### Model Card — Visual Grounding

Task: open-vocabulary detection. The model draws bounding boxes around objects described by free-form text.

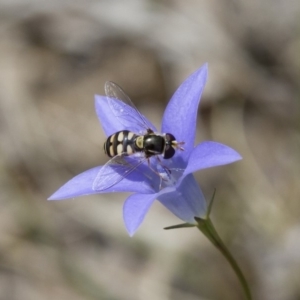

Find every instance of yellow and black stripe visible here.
[103,130,140,158]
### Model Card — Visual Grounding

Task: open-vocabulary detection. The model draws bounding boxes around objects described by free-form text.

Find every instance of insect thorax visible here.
[143,134,165,157]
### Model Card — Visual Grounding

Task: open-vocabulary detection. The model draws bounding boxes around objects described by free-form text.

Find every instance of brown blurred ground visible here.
[0,1,300,300]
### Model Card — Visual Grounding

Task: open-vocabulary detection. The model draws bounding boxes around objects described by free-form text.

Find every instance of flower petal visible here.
[162,64,208,161]
[48,166,155,200]
[183,141,242,177]
[123,193,157,236]
[158,174,207,223]
[95,95,156,137]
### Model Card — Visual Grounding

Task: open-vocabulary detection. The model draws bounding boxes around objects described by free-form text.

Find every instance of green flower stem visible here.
[195,191,252,300]
[195,217,251,300]
[164,191,252,300]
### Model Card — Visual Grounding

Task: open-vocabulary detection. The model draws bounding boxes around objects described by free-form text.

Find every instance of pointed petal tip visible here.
[199,62,208,78]
[47,191,70,201]
[202,68,208,85]
[47,191,59,201]
[124,218,138,237]
[229,148,243,162]
[123,193,157,238]
[127,228,136,237]
[190,63,208,86]
[202,62,208,71]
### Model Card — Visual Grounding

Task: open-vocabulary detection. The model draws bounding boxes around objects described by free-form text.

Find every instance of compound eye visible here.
[163,133,176,159]
[163,144,175,159]
[166,133,176,142]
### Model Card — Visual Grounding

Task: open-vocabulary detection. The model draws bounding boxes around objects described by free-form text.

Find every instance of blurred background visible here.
[0,0,299,299]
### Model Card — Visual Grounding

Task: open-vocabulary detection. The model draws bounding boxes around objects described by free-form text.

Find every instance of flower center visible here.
[155,163,184,190]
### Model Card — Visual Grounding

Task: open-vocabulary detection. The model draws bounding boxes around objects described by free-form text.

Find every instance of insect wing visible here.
[105,81,156,133]
[92,154,147,191]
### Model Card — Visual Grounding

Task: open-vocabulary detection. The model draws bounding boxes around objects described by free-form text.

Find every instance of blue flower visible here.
[48,64,242,236]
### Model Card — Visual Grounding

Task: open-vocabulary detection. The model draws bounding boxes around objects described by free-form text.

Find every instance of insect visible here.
[92,81,184,191]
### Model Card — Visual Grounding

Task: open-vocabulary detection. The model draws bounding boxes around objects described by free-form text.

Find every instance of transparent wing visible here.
[92,154,148,191]
[105,81,156,132]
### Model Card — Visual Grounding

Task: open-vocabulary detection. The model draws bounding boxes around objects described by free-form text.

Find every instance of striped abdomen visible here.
[103,130,141,158]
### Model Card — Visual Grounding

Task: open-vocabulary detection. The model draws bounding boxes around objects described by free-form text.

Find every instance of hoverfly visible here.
[92,81,184,191]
